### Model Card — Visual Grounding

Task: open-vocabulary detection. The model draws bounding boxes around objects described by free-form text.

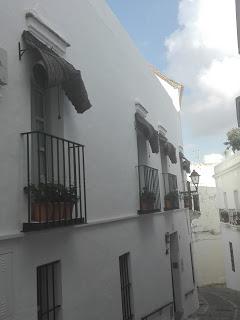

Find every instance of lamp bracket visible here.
[18,42,29,61]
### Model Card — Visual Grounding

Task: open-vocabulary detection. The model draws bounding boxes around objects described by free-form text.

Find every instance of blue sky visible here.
[107,0,179,71]
[106,0,239,163]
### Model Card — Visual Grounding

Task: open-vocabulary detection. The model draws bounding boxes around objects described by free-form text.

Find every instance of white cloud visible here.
[165,0,240,137]
[203,153,223,165]
[190,153,223,187]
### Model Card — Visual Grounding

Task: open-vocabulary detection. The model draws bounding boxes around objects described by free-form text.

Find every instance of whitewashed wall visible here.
[191,187,226,286]
[214,152,240,291]
[0,0,198,318]
[0,209,198,320]
[0,0,183,234]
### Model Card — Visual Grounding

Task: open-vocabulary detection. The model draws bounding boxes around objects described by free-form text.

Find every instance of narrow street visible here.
[190,287,240,319]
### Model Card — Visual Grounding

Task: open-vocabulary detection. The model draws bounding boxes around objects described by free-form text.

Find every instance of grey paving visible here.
[188,287,240,320]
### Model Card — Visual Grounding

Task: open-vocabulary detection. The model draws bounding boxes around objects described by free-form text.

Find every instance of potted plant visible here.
[164,191,179,211]
[183,194,191,209]
[24,183,78,222]
[220,210,229,223]
[140,187,156,210]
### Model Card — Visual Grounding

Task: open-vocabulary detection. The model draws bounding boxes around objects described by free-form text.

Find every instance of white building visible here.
[0,1,198,319]
[214,152,240,291]
[191,186,226,287]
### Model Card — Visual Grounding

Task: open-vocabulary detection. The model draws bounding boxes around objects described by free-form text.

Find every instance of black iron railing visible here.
[219,209,240,225]
[137,165,161,213]
[141,302,174,320]
[163,173,179,210]
[22,131,87,231]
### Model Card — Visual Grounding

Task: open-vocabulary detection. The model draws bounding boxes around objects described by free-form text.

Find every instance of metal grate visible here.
[22,131,87,231]
[229,242,235,272]
[119,253,133,320]
[163,173,179,210]
[189,243,195,285]
[137,165,161,214]
[37,261,61,320]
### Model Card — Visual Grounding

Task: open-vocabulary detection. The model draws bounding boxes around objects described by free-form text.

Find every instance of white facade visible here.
[191,186,225,287]
[0,1,198,319]
[214,152,240,291]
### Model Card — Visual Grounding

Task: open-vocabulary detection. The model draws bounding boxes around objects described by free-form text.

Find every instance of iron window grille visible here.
[22,131,87,231]
[137,165,161,214]
[37,260,61,320]
[189,243,195,285]
[119,253,134,320]
[163,173,179,210]
[229,242,235,272]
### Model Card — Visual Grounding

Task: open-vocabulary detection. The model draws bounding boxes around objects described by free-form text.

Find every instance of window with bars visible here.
[119,253,134,320]
[37,261,62,320]
[229,242,235,272]
[189,243,195,285]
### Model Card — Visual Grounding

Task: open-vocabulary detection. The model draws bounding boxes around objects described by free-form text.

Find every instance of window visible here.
[234,190,240,210]
[119,253,134,320]
[229,242,235,272]
[223,192,228,209]
[189,243,195,284]
[37,261,62,320]
[236,96,240,128]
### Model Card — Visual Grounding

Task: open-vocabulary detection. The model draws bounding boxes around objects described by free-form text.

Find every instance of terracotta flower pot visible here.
[31,202,74,222]
[164,199,172,210]
[141,199,155,210]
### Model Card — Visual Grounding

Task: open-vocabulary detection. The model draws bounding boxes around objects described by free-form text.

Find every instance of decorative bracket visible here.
[18,42,28,61]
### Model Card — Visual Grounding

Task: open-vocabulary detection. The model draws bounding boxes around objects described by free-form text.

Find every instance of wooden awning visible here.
[22,30,91,114]
[135,113,159,153]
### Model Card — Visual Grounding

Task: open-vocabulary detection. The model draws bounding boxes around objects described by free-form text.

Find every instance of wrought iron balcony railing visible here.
[137,165,161,214]
[22,131,87,231]
[163,173,179,211]
[219,209,240,225]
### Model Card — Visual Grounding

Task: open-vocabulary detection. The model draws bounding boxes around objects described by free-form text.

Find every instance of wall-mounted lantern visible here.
[189,170,200,192]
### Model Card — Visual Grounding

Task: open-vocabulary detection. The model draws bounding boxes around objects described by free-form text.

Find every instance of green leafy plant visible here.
[224,128,240,152]
[164,191,178,201]
[141,187,156,202]
[24,183,78,203]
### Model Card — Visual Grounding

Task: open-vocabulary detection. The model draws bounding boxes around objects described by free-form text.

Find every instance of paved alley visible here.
[189,287,240,319]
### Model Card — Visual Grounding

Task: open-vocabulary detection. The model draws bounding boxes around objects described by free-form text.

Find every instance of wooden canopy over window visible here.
[179,152,191,173]
[164,141,177,164]
[22,30,91,114]
[135,113,159,153]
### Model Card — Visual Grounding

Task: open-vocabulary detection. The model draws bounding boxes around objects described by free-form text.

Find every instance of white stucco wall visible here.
[0,0,184,234]
[214,152,240,291]
[191,187,226,287]
[0,210,198,320]
[0,0,198,318]
[221,224,240,291]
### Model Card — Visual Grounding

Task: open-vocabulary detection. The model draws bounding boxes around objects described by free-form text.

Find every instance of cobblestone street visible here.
[189,287,240,320]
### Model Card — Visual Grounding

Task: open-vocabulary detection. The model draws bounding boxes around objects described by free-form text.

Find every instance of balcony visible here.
[163,173,179,211]
[22,131,87,232]
[219,209,240,226]
[137,165,161,214]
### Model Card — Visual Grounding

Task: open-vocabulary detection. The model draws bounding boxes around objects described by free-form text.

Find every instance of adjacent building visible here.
[191,185,225,287]
[214,152,240,291]
[0,1,198,319]
[212,0,240,292]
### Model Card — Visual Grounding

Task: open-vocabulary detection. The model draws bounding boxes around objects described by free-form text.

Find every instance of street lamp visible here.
[189,170,200,192]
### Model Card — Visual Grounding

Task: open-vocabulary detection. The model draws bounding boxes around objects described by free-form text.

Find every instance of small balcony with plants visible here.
[163,173,179,211]
[22,131,87,232]
[137,165,161,214]
[219,209,240,229]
